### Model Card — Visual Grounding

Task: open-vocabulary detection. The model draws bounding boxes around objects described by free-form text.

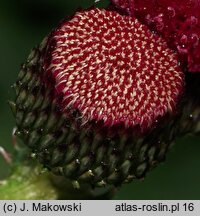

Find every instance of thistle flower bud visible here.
[11,8,184,187]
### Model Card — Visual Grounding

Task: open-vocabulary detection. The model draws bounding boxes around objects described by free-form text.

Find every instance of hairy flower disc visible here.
[43,8,184,131]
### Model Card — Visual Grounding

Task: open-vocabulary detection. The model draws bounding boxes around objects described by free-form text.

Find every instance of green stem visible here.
[0,149,116,200]
[0,164,59,200]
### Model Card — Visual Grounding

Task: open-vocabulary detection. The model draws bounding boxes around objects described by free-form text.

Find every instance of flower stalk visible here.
[0,146,115,200]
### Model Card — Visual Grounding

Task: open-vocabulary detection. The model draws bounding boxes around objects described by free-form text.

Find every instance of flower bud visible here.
[11,8,184,187]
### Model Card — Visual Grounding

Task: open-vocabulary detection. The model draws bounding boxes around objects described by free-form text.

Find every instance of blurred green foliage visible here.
[0,0,199,199]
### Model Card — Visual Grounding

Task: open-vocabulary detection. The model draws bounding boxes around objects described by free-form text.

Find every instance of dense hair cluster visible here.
[43,8,184,131]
